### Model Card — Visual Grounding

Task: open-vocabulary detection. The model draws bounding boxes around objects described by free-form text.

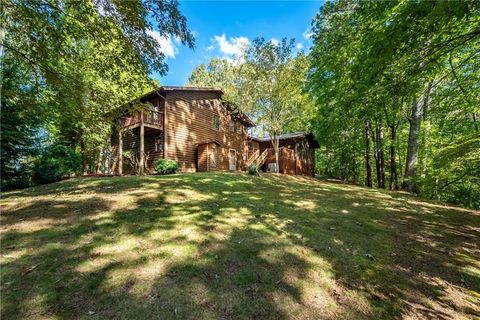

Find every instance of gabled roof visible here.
[138,86,223,101]
[250,132,320,148]
[136,86,255,127]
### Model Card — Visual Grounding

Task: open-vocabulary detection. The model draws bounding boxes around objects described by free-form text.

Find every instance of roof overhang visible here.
[249,132,320,148]
[139,86,224,102]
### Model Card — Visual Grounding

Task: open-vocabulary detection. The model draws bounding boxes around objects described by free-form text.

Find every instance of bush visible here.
[33,144,81,184]
[155,159,178,175]
[248,163,257,175]
[1,163,34,190]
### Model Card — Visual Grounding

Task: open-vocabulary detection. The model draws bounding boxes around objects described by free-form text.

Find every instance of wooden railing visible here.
[246,149,260,167]
[255,149,269,167]
[121,111,163,129]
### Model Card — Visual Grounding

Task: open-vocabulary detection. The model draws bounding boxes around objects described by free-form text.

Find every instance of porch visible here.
[246,146,313,176]
[118,110,164,175]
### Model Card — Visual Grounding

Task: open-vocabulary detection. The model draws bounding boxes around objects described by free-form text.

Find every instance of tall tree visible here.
[241,38,310,172]
[2,0,195,174]
[307,0,480,208]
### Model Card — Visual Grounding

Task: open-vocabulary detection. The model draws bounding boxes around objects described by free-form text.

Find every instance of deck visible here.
[121,110,163,131]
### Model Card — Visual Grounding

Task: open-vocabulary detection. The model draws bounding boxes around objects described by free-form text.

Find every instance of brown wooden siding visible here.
[165,91,248,172]
[257,137,316,177]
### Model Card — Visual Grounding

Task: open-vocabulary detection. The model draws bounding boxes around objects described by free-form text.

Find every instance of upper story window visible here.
[229,120,235,132]
[236,122,243,134]
[213,115,220,131]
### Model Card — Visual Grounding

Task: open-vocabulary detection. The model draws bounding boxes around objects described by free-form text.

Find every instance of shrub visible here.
[155,159,178,175]
[33,144,81,184]
[248,163,257,175]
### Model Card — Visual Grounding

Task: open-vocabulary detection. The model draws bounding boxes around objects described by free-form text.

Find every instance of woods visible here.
[307,1,480,208]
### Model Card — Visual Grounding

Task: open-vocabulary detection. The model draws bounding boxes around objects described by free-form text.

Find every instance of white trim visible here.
[228,148,237,171]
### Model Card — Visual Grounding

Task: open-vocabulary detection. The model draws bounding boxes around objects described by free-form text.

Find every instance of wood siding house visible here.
[111,86,318,176]
[111,86,254,175]
[248,133,319,177]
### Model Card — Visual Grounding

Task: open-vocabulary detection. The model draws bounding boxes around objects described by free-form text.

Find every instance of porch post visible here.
[118,130,123,176]
[140,122,145,175]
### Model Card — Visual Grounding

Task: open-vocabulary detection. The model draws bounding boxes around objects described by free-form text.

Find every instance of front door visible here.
[229,149,236,171]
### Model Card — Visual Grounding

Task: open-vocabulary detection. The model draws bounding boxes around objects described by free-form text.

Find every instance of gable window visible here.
[155,136,163,152]
[213,115,220,130]
[229,120,235,132]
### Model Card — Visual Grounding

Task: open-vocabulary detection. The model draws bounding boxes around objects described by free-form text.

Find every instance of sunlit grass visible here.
[1,173,479,319]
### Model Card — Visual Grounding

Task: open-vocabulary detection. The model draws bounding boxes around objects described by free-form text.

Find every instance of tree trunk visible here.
[96,149,103,174]
[139,123,145,175]
[80,139,88,175]
[373,123,385,189]
[421,97,430,178]
[352,142,357,183]
[403,81,432,193]
[378,125,385,189]
[403,98,422,193]
[272,134,280,173]
[364,122,372,187]
[389,124,398,190]
[325,145,330,176]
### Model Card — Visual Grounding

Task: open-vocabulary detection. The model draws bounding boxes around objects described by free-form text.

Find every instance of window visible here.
[236,122,243,134]
[213,115,220,130]
[229,120,235,132]
[155,136,163,152]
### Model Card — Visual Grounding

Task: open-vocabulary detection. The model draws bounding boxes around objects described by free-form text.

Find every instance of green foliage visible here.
[248,163,257,175]
[2,0,195,178]
[307,0,480,208]
[155,159,178,175]
[0,54,47,190]
[32,144,81,184]
[187,58,240,105]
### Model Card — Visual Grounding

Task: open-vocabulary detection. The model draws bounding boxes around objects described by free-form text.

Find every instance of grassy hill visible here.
[1,173,479,319]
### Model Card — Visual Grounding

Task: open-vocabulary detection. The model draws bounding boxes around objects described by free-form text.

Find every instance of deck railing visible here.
[121,111,163,129]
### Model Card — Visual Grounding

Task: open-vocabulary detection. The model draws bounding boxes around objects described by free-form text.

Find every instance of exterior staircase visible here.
[245,149,270,174]
[246,149,259,167]
[255,149,269,168]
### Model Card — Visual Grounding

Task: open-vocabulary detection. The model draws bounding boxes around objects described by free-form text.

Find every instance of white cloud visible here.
[213,33,250,57]
[147,30,178,59]
[270,38,279,46]
[173,35,182,45]
[205,45,215,51]
[302,28,314,40]
[295,43,304,50]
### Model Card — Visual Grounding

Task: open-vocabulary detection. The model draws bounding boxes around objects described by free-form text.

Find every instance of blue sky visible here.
[152,1,323,85]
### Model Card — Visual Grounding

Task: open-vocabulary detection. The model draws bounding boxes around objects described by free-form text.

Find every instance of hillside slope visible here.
[1,173,479,319]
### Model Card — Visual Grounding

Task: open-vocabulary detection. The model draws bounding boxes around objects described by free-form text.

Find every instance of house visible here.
[248,133,319,177]
[110,86,318,176]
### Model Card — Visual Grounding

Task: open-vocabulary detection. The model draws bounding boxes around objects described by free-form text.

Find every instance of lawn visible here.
[1,173,479,319]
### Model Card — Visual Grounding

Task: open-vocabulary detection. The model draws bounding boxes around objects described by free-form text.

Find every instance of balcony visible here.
[121,111,163,130]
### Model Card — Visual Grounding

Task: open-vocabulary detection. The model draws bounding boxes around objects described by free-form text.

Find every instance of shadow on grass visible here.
[1,173,479,319]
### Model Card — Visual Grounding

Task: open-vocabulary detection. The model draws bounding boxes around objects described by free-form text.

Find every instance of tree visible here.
[0,54,47,189]
[2,0,195,175]
[241,38,310,172]
[307,0,480,208]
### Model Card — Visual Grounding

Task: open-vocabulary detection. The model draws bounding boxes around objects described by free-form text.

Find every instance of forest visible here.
[1,0,479,209]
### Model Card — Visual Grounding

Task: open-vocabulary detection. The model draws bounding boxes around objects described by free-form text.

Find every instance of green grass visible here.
[1,173,479,319]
